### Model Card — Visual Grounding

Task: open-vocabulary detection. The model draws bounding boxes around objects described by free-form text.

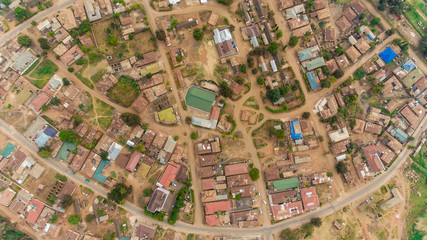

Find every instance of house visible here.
[69,146,90,171]
[205,200,231,215]
[316,8,330,20]
[383,76,403,95]
[175,19,198,30]
[271,201,303,221]
[208,13,219,26]
[400,105,422,127]
[73,3,87,24]
[328,127,350,142]
[324,28,335,42]
[11,48,38,75]
[364,122,382,135]
[226,174,252,187]
[213,28,239,58]
[362,144,385,173]
[29,92,51,114]
[343,7,357,22]
[273,177,299,191]
[279,0,294,10]
[336,16,351,32]
[135,224,156,239]
[0,188,16,206]
[306,71,320,91]
[302,57,325,71]
[84,0,101,22]
[380,188,403,211]
[379,47,397,64]
[225,163,248,176]
[297,46,320,62]
[157,162,181,189]
[288,17,309,30]
[134,51,160,68]
[350,1,366,15]
[335,55,350,69]
[292,25,312,37]
[60,45,84,66]
[300,187,320,211]
[146,188,169,213]
[78,35,94,47]
[125,151,142,172]
[353,119,366,134]
[345,46,361,63]
[80,152,101,178]
[25,199,44,224]
[355,38,370,54]
[331,141,348,154]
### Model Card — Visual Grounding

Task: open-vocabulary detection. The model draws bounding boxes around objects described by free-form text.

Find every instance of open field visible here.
[405,3,426,37]
[29,60,58,88]
[92,19,156,61]
[95,99,115,116]
[107,76,140,107]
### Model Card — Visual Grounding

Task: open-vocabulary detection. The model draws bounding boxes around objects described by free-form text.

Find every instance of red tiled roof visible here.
[205,214,220,225]
[158,162,181,189]
[224,163,248,176]
[125,151,142,172]
[210,106,220,121]
[201,178,215,190]
[362,144,384,173]
[31,92,50,112]
[300,187,320,210]
[25,199,44,224]
[205,200,231,215]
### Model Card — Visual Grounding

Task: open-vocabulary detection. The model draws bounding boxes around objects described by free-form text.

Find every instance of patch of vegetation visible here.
[67,215,81,225]
[108,183,132,204]
[90,68,107,84]
[55,173,68,182]
[120,112,141,127]
[107,76,140,107]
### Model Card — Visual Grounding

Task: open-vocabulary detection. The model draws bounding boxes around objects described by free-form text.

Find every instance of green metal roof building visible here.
[1,142,15,158]
[185,86,216,113]
[56,142,77,161]
[273,177,300,190]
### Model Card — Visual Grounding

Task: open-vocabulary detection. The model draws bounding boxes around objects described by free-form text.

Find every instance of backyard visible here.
[29,60,58,88]
[107,76,140,107]
[92,19,156,61]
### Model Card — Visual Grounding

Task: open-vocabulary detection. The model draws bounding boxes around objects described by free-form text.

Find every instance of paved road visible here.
[1,113,425,237]
[0,0,77,46]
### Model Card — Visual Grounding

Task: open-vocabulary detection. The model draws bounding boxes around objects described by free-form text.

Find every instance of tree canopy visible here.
[249,168,260,181]
[289,36,299,47]
[336,161,348,174]
[193,28,204,41]
[60,195,73,209]
[17,35,32,47]
[59,130,80,145]
[15,7,31,21]
[156,29,166,41]
[38,38,50,50]
[268,41,280,54]
[108,183,133,204]
[120,112,141,127]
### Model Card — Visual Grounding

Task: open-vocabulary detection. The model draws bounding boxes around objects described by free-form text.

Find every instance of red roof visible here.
[205,214,220,225]
[158,162,181,189]
[205,200,231,215]
[201,178,215,190]
[362,145,385,173]
[224,163,248,176]
[31,92,50,112]
[125,151,142,172]
[25,199,44,224]
[210,106,220,121]
[271,201,303,221]
[300,187,320,210]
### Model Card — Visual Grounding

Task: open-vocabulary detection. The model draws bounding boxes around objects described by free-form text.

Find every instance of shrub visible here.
[143,188,153,197]
[108,183,132,204]
[60,195,73,209]
[257,77,265,85]
[190,132,197,140]
[302,112,311,119]
[38,38,50,50]
[193,28,204,41]
[120,112,141,127]
[249,168,260,181]
[336,161,347,174]
[18,35,32,47]
[289,36,298,47]
[68,67,74,73]
[67,215,81,225]
[85,214,95,223]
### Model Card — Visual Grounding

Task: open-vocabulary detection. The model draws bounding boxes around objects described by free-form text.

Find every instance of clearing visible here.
[107,76,140,107]
[29,60,58,88]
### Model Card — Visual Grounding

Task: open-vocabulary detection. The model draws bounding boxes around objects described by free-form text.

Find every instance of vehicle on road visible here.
[85,179,90,182]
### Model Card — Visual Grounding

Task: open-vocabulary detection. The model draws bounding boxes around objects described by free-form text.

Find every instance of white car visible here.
[413,57,417,62]
[259,209,263,214]
[263,200,267,205]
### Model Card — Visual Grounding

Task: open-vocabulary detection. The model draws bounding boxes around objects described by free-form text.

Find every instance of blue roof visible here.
[1,142,15,158]
[402,59,416,72]
[367,33,374,40]
[306,72,320,90]
[290,121,303,140]
[43,126,57,138]
[379,47,397,64]
[93,160,109,183]
[390,128,408,143]
[35,132,50,147]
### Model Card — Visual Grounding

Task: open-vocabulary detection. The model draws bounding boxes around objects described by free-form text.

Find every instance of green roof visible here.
[56,142,77,161]
[273,177,299,190]
[401,68,423,88]
[1,143,15,158]
[185,86,216,113]
[302,57,325,71]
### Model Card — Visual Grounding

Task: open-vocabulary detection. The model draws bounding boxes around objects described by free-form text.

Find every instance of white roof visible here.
[169,0,180,4]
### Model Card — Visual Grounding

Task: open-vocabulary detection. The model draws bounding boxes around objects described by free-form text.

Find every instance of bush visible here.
[18,35,32,47]
[143,188,153,197]
[257,77,265,85]
[334,69,344,79]
[156,29,166,41]
[289,36,298,47]
[193,28,204,41]
[38,146,52,158]
[38,38,50,50]
[60,195,73,209]
[302,112,311,119]
[280,228,297,240]
[249,168,260,181]
[59,130,80,144]
[268,41,280,54]
[218,0,233,6]
[85,214,95,223]
[240,64,247,74]
[353,68,365,80]
[320,80,331,88]
[120,112,141,127]
[108,183,132,204]
[336,161,347,174]
[63,78,70,86]
[190,132,197,140]
[247,56,254,68]
[68,67,74,73]
[67,215,81,225]
[310,217,322,227]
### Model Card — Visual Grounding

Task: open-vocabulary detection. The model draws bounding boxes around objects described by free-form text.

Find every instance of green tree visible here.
[353,68,365,80]
[268,41,280,54]
[107,34,119,46]
[257,77,265,85]
[370,17,381,26]
[336,161,347,174]
[218,0,233,6]
[100,151,109,161]
[289,36,298,47]
[334,46,345,56]
[219,81,232,98]
[15,7,31,21]
[280,228,297,240]
[49,214,58,223]
[50,96,61,106]
[2,0,12,6]
[60,195,73,209]
[276,129,285,139]
[193,28,204,41]
[266,89,281,102]
[17,35,32,47]
[120,112,141,126]
[38,146,52,158]
[321,80,331,88]
[190,132,197,140]
[240,64,247,73]
[107,183,133,204]
[38,38,50,50]
[155,29,166,41]
[247,56,254,68]
[67,215,81,225]
[334,69,344,79]
[171,18,178,28]
[134,143,144,152]
[85,214,95,223]
[63,78,70,86]
[310,217,322,227]
[302,112,311,119]
[143,188,153,197]
[68,67,74,72]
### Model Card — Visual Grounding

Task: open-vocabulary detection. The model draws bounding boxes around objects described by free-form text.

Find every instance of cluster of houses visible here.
[195,138,262,227]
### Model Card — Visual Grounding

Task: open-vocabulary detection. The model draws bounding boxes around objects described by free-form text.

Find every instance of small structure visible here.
[379,47,397,64]
[213,28,239,58]
[185,86,216,113]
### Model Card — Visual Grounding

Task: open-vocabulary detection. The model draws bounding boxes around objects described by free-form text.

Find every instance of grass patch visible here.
[90,68,107,84]
[29,60,58,88]
[158,107,176,122]
[76,73,94,89]
[107,76,140,107]
[95,99,114,116]
[98,117,114,130]
[243,96,260,110]
[405,3,426,37]
[252,119,283,137]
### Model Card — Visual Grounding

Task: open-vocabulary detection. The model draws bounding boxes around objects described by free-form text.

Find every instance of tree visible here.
[218,0,233,6]
[336,161,347,174]
[107,34,118,46]
[49,214,58,223]
[249,168,260,181]
[155,29,166,41]
[280,228,297,240]
[302,112,311,119]
[247,56,254,68]
[50,96,61,106]
[306,1,314,10]
[15,7,31,21]
[193,28,204,41]
[60,195,73,209]
[257,77,265,85]
[359,13,366,20]
[100,151,109,161]
[219,81,232,98]
[266,89,281,102]
[334,69,344,79]
[268,41,280,54]
[276,129,285,139]
[334,46,345,56]
[85,214,95,223]
[190,132,197,140]
[17,35,32,47]
[288,36,299,48]
[370,17,381,26]
[310,217,322,227]
[120,112,141,126]
[321,80,331,88]
[67,215,81,225]
[38,146,52,158]
[134,143,144,152]
[78,20,92,34]
[63,78,70,86]
[108,183,133,204]
[59,130,80,144]
[240,64,247,74]
[68,67,74,73]
[171,18,178,28]
[353,68,365,80]
[2,0,12,6]
[143,188,153,197]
